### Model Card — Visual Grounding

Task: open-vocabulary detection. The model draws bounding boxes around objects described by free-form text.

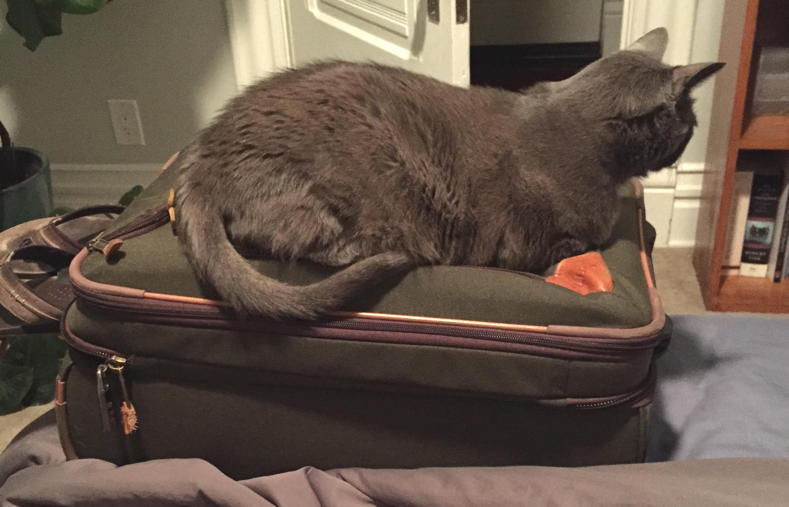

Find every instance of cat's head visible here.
[547,28,724,181]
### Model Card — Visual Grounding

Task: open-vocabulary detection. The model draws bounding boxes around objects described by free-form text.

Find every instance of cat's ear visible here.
[673,62,726,90]
[626,27,668,60]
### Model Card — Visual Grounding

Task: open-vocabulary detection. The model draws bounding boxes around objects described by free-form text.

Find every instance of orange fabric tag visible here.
[545,252,614,295]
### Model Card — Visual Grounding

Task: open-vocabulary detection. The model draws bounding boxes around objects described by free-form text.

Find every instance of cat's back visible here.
[212,61,505,140]
[220,62,451,119]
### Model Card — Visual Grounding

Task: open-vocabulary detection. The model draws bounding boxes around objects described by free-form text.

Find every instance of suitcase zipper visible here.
[93,354,138,435]
[572,367,656,410]
[72,285,662,355]
[61,315,653,434]
[64,322,655,440]
[107,355,139,435]
[95,364,114,432]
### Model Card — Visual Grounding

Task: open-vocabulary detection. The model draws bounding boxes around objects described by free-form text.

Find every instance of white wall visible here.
[0,0,238,208]
[470,0,602,46]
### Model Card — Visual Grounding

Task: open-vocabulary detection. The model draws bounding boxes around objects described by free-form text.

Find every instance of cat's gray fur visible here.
[175,28,723,320]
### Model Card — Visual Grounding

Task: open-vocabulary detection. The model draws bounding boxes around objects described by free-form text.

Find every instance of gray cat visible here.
[175,27,723,320]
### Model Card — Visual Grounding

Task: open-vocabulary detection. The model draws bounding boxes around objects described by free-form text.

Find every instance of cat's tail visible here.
[177,198,413,320]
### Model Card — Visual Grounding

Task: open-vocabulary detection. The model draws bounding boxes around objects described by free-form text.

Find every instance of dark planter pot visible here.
[0,147,53,230]
[0,146,60,415]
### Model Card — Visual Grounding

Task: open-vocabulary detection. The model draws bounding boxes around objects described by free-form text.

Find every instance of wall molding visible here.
[674,162,708,199]
[642,162,713,247]
[225,0,292,89]
[641,166,677,188]
[51,164,161,210]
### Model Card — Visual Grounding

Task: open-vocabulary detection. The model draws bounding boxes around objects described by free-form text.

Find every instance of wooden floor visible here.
[652,248,708,315]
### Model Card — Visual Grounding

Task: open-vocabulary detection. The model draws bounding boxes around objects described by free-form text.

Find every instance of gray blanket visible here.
[2,314,789,505]
[648,314,789,461]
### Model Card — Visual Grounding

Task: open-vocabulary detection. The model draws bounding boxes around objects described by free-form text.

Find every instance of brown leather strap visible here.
[33,204,126,255]
[3,205,124,279]
[0,246,73,328]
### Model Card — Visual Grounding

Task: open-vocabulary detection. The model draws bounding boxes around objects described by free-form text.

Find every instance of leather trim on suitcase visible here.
[67,177,662,340]
[55,365,79,461]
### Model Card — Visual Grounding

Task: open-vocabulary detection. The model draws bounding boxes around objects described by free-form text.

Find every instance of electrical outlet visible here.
[108,99,145,145]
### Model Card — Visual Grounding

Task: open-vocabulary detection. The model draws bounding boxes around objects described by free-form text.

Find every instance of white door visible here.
[285,0,470,87]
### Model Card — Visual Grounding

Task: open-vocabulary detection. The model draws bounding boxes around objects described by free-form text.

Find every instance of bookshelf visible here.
[693,0,789,313]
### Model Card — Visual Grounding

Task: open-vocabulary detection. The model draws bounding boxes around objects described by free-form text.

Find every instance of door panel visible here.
[286,0,469,86]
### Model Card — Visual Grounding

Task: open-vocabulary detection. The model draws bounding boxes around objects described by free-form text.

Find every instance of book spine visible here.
[740,172,783,277]
[784,231,789,280]
[773,201,789,282]
[722,171,754,271]
[767,172,789,280]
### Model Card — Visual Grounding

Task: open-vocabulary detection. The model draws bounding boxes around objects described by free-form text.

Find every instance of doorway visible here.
[469,0,623,91]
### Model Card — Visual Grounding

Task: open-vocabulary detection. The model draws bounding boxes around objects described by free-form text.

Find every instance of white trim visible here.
[303,0,412,60]
[622,0,707,248]
[620,0,648,48]
[51,164,161,210]
[643,187,675,248]
[640,166,677,188]
[674,162,708,199]
[643,163,714,247]
[676,161,707,173]
[620,0,697,65]
[667,199,702,247]
[225,0,292,90]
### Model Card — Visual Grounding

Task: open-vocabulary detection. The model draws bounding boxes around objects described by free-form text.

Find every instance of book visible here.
[722,171,754,275]
[740,172,783,277]
[767,170,789,281]
[784,227,789,280]
[773,197,789,281]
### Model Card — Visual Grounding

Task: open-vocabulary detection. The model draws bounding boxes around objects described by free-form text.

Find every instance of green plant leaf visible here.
[0,343,35,415]
[0,333,66,414]
[6,0,63,51]
[20,333,65,406]
[119,185,144,206]
[50,206,74,216]
[38,0,109,15]
[62,0,107,14]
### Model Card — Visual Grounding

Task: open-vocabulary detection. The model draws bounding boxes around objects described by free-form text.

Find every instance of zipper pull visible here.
[168,189,178,236]
[95,364,115,432]
[107,356,138,435]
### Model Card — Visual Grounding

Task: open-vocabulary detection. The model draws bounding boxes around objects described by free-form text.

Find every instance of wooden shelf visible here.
[694,0,789,314]
[739,115,789,150]
[714,275,789,312]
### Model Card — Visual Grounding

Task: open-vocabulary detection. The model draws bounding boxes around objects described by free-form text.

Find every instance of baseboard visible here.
[642,162,712,248]
[51,163,162,210]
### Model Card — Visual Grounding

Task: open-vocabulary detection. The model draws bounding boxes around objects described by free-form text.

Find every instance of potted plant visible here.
[5,0,111,51]
[2,0,113,225]
[0,120,53,229]
[0,1,119,416]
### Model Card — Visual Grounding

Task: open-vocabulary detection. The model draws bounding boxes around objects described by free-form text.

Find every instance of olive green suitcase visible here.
[56,154,670,480]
